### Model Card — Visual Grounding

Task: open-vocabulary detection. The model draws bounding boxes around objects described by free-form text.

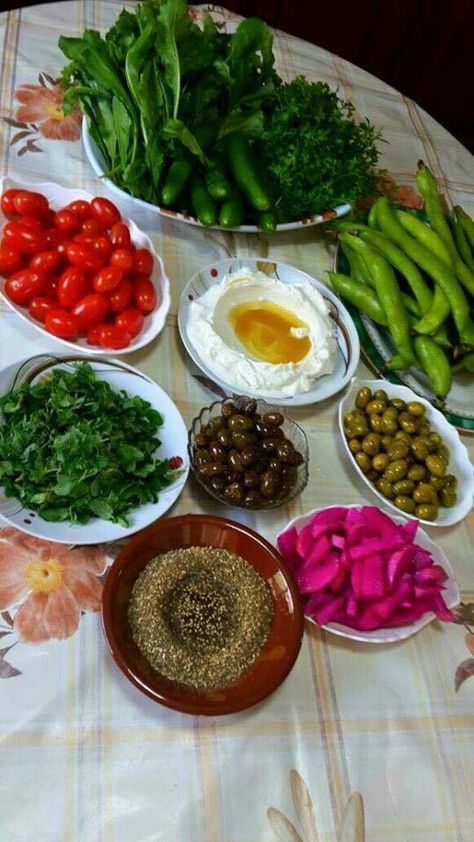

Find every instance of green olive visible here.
[381,435,395,452]
[440,489,457,508]
[443,474,458,490]
[408,464,427,482]
[367,469,379,482]
[394,495,416,514]
[344,426,357,440]
[352,421,370,437]
[429,432,442,448]
[374,389,388,402]
[355,452,372,473]
[384,459,408,483]
[366,399,387,415]
[382,415,399,434]
[426,454,447,478]
[369,414,384,433]
[383,406,399,419]
[429,475,445,491]
[393,479,415,495]
[362,433,381,456]
[410,438,429,462]
[372,453,390,472]
[355,387,372,409]
[415,503,439,521]
[407,401,425,417]
[376,477,395,499]
[413,482,436,504]
[399,412,418,434]
[389,442,409,461]
[436,444,450,461]
[348,438,362,454]
[390,398,406,411]
[395,430,412,444]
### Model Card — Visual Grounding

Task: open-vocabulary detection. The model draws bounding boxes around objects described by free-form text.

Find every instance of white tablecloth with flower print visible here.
[0,4,473,841]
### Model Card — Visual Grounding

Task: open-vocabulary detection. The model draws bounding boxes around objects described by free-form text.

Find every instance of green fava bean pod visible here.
[359,228,432,313]
[368,202,379,229]
[414,284,451,335]
[339,232,415,364]
[327,272,388,326]
[374,197,468,334]
[455,206,474,249]
[413,335,452,399]
[340,242,368,286]
[451,209,474,271]
[394,210,451,264]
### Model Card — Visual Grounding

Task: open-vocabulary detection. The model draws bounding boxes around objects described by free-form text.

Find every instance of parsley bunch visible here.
[0,363,175,526]
[261,77,384,220]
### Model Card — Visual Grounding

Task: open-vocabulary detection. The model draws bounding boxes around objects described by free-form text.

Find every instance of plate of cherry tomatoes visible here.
[0,179,170,353]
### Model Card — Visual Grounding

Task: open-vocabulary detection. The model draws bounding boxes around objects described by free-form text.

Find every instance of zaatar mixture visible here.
[128,547,273,691]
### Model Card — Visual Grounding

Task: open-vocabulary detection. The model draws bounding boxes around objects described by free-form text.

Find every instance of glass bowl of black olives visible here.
[188,396,309,509]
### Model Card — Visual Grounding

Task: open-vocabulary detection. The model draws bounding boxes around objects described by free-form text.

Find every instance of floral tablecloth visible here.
[0,3,473,840]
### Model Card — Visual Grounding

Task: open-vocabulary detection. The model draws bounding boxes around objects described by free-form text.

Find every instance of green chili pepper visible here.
[374,197,468,334]
[359,228,432,312]
[327,272,388,325]
[339,232,414,364]
[367,202,379,229]
[455,206,474,249]
[451,209,474,270]
[413,334,452,399]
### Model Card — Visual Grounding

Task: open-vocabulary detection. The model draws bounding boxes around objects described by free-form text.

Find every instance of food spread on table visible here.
[0,1,472,713]
[128,546,273,691]
[187,267,336,396]
[58,0,383,229]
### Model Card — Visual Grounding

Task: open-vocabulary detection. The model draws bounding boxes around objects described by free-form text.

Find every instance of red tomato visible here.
[4,269,46,305]
[91,236,113,260]
[55,208,80,233]
[30,249,62,275]
[45,309,80,339]
[81,217,104,237]
[133,276,157,313]
[67,200,91,221]
[3,221,46,255]
[109,222,131,249]
[109,278,133,312]
[28,295,56,323]
[66,241,104,272]
[110,248,133,272]
[13,190,49,219]
[44,228,63,249]
[1,189,19,218]
[97,323,131,349]
[90,197,121,229]
[115,308,144,338]
[0,245,23,276]
[93,265,123,293]
[18,215,43,229]
[73,293,110,329]
[86,324,102,345]
[132,248,153,275]
[57,267,88,309]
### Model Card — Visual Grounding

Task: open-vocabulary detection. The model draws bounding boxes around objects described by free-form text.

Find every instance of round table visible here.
[0,4,473,841]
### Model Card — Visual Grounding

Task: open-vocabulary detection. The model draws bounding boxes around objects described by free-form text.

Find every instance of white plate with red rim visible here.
[276,504,460,643]
[339,378,474,527]
[0,354,189,544]
[0,177,170,355]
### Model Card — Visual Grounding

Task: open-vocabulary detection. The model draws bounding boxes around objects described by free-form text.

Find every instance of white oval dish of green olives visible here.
[339,378,474,527]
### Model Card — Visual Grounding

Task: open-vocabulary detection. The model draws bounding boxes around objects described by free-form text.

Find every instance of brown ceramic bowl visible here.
[102,514,304,715]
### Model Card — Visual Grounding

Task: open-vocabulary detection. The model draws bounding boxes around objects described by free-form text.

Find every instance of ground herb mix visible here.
[128,547,274,691]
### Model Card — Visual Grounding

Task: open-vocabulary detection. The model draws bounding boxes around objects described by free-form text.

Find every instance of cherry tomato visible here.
[109,278,133,312]
[91,236,113,260]
[3,221,46,255]
[90,197,121,229]
[43,275,59,297]
[0,245,23,276]
[109,222,131,249]
[45,309,81,340]
[66,241,104,272]
[133,276,157,313]
[28,296,56,323]
[132,248,153,275]
[44,228,63,249]
[97,323,131,349]
[1,189,19,218]
[110,248,133,272]
[81,217,104,238]
[86,324,102,345]
[18,215,43,230]
[115,308,144,338]
[13,190,49,219]
[30,249,62,275]
[57,238,73,257]
[73,293,110,329]
[93,265,123,294]
[73,232,95,245]
[55,208,80,233]
[4,268,46,305]
[57,267,88,309]
[67,200,91,221]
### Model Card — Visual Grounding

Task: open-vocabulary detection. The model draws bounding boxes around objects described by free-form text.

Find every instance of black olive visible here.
[228,449,243,471]
[262,411,284,427]
[222,401,236,418]
[216,428,232,449]
[209,440,226,462]
[199,462,226,478]
[228,414,254,433]
[232,432,254,451]
[236,397,257,417]
[243,470,259,489]
[224,482,245,505]
[194,449,211,468]
[260,469,278,498]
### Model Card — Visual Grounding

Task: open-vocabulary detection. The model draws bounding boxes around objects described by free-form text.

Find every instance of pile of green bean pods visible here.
[328,162,474,401]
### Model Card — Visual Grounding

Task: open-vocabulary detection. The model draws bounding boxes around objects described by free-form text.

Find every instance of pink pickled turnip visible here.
[387,545,416,589]
[277,526,300,570]
[309,507,348,533]
[329,565,347,594]
[360,506,400,538]
[360,554,386,600]
[432,593,454,622]
[400,519,418,543]
[415,565,448,585]
[346,589,358,618]
[296,556,339,593]
[331,533,345,550]
[372,580,412,620]
[413,549,434,569]
[306,534,332,567]
[312,594,346,625]
[349,535,404,561]
[296,523,315,560]
[351,558,365,600]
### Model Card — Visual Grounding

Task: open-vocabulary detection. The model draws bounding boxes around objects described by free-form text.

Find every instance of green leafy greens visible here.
[0,363,176,526]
